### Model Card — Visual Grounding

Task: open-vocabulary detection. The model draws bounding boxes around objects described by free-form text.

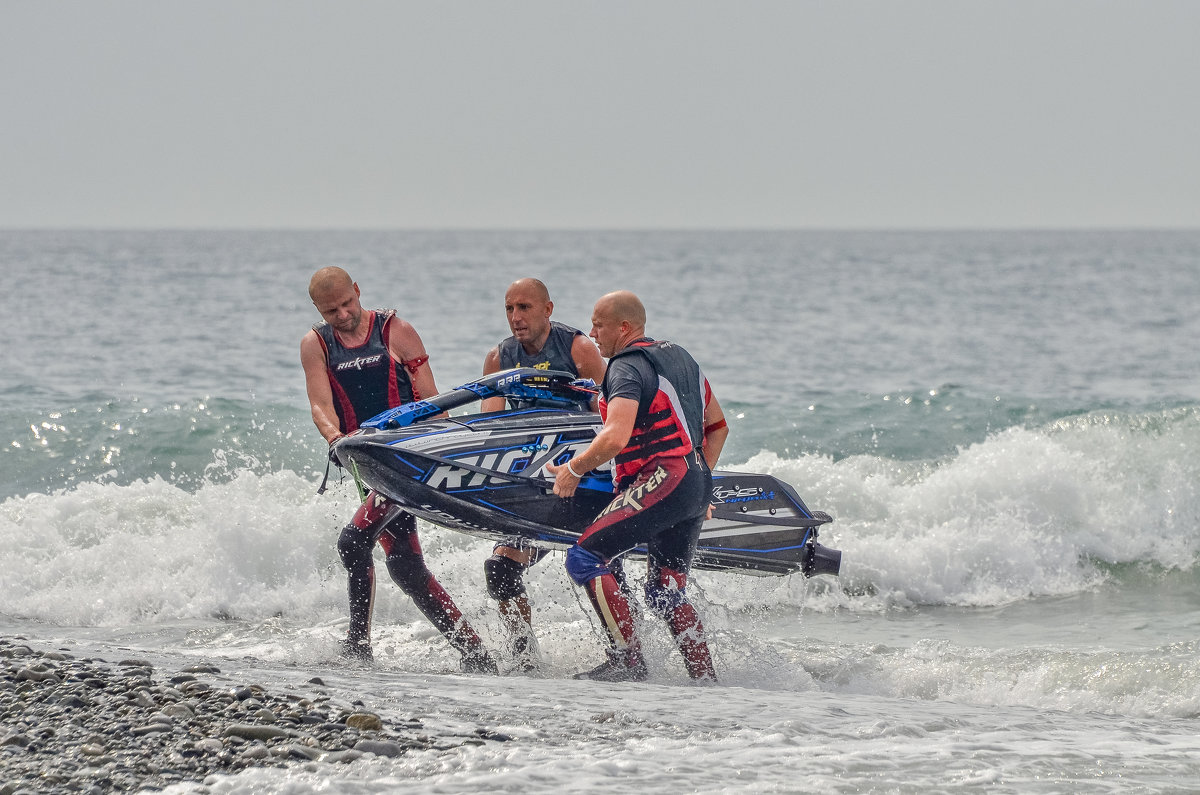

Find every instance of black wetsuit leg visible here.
[377,523,488,658]
[337,491,412,648]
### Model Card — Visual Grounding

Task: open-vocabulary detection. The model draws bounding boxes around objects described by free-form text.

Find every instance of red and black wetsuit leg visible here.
[378,519,490,661]
[337,491,400,649]
[644,519,716,680]
[338,491,488,662]
[566,452,715,678]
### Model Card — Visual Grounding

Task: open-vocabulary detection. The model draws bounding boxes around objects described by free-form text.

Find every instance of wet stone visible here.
[345,713,384,731]
[16,668,59,684]
[354,739,405,758]
[280,743,322,761]
[223,724,291,742]
[323,749,364,764]
[240,744,270,760]
[474,728,515,742]
[131,723,172,736]
[195,738,225,754]
[181,664,221,674]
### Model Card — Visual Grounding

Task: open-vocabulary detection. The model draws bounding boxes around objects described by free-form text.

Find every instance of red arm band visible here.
[704,419,727,436]
[402,355,429,375]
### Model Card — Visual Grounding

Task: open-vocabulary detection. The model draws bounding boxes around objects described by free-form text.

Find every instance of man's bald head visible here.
[506,277,550,304]
[504,277,555,347]
[596,290,646,330]
[309,266,355,302]
[590,290,647,358]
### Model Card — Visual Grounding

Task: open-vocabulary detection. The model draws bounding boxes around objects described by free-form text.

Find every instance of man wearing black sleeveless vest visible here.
[301,267,496,672]
[480,278,606,669]
[547,290,729,682]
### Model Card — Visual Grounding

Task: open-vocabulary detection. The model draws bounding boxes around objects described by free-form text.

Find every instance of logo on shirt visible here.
[335,354,384,372]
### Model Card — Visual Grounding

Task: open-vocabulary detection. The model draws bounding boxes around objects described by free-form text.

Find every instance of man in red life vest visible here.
[547,290,729,682]
[479,278,607,670]
[301,266,496,672]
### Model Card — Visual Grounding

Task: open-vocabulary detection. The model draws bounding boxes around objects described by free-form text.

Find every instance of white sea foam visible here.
[732,408,1200,611]
[5,408,1197,626]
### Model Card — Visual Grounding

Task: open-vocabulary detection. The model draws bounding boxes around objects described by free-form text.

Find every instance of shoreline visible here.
[0,637,505,793]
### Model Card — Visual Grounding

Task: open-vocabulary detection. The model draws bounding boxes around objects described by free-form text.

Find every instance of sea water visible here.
[3,229,1200,792]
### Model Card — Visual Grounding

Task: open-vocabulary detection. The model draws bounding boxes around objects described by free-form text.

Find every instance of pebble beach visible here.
[0,637,508,794]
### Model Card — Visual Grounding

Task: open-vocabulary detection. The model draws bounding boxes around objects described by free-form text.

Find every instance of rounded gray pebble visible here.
[354,739,405,758]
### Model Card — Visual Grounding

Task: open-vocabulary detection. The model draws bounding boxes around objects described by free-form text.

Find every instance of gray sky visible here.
[3,1,1197,229]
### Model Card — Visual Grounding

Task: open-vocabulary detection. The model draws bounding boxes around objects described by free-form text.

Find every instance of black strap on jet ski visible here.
[316,456,333,495]
[316,440,340,495]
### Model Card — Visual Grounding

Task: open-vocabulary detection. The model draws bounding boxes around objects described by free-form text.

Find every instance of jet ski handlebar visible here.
[358,368,596,431]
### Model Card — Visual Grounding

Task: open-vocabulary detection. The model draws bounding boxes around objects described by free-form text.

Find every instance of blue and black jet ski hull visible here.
[331,369,840,578]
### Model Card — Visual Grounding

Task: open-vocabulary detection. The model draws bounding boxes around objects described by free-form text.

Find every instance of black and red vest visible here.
[314,309,415,433]
[600,339,708,485]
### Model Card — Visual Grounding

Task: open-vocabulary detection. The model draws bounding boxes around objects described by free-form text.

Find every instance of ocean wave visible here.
[741,406,1200,609]
[2,405,1198,629]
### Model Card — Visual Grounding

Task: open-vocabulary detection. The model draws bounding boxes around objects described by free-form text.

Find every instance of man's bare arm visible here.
[301,331,343,444]
[386,317,439,400]
[571,334,607,385]
[701,392,728,469]
[480,346,506,412]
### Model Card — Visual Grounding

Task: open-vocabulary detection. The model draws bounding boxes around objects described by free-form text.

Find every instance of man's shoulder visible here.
[381,309,420,338]
[550,320,583,336]
[606,353,653,383]
[303,325,332,357]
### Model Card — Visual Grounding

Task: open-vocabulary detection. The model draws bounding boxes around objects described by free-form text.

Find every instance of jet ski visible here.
[331,368,841,578]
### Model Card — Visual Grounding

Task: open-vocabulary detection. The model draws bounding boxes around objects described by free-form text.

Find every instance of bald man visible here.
[301,267,496,673]
[547,291,729,682]
[480,277,606,670]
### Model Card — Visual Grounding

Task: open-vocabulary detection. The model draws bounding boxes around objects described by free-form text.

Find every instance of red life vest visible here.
[599,339,709,486]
